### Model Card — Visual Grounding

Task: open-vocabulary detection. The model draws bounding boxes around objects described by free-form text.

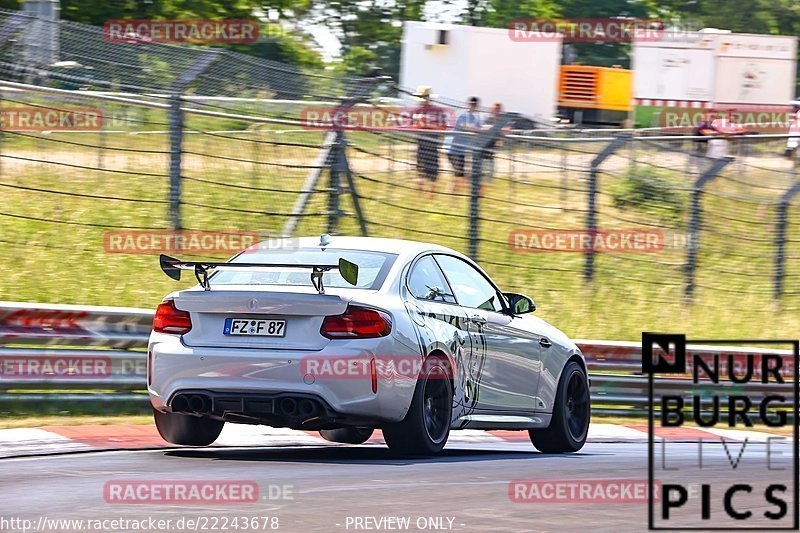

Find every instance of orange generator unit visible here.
[558,65,633,125]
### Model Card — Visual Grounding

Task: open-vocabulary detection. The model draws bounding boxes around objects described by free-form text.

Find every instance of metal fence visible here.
[1,8,800,343]
[1,302,794,417]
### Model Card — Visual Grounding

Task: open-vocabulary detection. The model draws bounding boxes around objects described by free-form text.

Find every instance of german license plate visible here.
[223,318,286,337]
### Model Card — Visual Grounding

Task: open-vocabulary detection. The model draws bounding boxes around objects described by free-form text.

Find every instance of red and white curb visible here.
[0,423,786,458]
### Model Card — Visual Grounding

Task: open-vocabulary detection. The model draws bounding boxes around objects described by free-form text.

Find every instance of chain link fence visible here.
[1,9,799,340]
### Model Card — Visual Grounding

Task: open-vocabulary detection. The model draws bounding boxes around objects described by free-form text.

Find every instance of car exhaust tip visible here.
[188,394,209,414]
[172,394,189,412]
[298,399,318,418]
[278,398,298,416]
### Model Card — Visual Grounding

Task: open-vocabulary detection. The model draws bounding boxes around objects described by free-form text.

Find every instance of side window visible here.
[407,256,456,303]
[434,255,504,312]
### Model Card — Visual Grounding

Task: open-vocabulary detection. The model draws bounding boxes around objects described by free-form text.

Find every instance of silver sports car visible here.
[148,235,590,455]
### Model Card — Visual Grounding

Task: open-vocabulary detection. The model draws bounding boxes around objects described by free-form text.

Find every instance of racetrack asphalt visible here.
[1,436,794,532]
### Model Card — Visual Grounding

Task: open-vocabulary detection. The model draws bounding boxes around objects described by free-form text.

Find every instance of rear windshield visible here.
[211,248,397,290]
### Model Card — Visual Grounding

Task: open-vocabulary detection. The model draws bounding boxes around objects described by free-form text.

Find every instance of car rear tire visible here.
[529,360,590,453]
[153,408,224,446]
[319,427,374,444]
[383,356,453,456]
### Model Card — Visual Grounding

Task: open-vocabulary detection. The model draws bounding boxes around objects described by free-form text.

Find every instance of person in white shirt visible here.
[785,102,800,159]
[445,96,482,193]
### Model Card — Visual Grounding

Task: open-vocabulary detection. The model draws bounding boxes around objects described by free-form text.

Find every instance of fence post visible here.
[282,131,336,237]
[339,141,368,237]
[327,130,345,234]
[560,139,567,210]
[97,102,106,170]
[584,135,628,281]
[684,156,733,300]
[468,145,482,260]
[0,88,3,180]
[773,180,800,299]
[167,49,221,230]
[467,113,518,260]
[167,95,183,229]
[283,75,383,237]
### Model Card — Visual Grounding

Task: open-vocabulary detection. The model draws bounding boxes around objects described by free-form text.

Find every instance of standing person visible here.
[411,86,449,196]
[445,96,483,193]
[480,102,511,185]
[785,101,800,160]
[692,113,721,159]
[692,109,745,162]
[708,108,747,158]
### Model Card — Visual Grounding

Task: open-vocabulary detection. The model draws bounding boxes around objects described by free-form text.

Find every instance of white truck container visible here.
[399,21,562,123]
[632,30,798,125]
[633,32,717,103]
[713,34,797,105]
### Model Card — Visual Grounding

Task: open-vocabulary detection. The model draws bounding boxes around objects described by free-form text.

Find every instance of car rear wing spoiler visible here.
[159,254,359,294]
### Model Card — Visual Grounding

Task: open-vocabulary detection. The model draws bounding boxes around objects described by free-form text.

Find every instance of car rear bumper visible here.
[163,389,384,429]
[148,332,418,424]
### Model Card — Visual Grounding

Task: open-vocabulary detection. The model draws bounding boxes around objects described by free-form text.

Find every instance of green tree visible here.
[231,24,324,69]
[311,0,427,78]
[59,0,260,26]
[58,0,324,67]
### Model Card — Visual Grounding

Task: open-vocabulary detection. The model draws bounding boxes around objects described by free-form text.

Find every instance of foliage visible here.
[58,0,324,69]
[609,166,686,221]
[230,24,324,69]
[49,0,800,84]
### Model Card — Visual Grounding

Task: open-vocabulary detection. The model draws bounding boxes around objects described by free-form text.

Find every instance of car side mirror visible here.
[505,292,535,314]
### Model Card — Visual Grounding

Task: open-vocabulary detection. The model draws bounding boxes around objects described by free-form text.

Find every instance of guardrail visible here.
[0,302,794,416]
[0,302,151,411]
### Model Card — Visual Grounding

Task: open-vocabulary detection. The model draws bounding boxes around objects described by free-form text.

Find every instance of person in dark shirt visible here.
[411,86,450,195]
[480,102,510,184]
[692,109,749,164]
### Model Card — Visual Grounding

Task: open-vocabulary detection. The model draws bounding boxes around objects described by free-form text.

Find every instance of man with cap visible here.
[411,86,450,195]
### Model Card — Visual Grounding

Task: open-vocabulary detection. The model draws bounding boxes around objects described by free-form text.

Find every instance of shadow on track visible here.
[164,445,605,465]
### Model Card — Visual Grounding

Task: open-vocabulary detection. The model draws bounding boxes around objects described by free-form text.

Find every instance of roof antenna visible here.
[319,234,331,249]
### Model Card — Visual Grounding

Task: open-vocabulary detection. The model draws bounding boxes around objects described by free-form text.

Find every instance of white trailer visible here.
[633,32,717,103]
[632,30,798,125]
[399,21,562,123]
[713,34,797,106]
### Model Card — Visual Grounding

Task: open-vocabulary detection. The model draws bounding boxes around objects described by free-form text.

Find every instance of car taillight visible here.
[320,306,391,339]
[153,300,192,334]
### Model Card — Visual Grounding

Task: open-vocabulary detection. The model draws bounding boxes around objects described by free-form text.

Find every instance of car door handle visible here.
[470,315,487,325]
[539,337,552,348]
